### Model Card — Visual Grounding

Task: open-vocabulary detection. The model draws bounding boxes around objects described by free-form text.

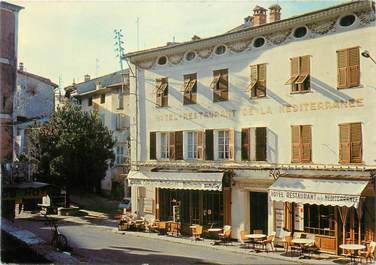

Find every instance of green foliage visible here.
[28,103,115,193]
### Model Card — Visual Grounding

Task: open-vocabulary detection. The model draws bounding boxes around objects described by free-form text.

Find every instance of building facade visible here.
[127,1,376,254]
[71,71,131,197]
[0,1,23,166]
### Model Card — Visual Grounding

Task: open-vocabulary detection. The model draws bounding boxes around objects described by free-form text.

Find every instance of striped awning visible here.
[268,177,369,208]
[128,170,223,191]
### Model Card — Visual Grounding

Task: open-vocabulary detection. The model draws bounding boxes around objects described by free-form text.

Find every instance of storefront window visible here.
[304,204,335,236]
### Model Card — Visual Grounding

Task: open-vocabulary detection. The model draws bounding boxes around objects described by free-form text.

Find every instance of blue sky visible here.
[12,0,345,89]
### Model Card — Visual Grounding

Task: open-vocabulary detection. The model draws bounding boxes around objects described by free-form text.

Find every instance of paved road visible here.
[16,216,294,265]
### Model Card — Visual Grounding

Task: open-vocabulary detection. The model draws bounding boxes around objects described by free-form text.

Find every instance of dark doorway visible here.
[250,192,268,234]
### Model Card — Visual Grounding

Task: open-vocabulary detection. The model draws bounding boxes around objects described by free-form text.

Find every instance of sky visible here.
[11,0,346,90]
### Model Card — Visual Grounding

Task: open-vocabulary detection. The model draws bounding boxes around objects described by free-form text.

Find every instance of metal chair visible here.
[218,225,232,245]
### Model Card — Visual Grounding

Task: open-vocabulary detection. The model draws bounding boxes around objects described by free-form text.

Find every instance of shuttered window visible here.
[156,78,168,107]
[205,130,214,160]
[197,131,204,160]
[339,122,362,163]
[186,131,198,159]
[160,132,169,159]
[211,69,228,102]
[183,73,197,105]
[285,56,310,92]
[337,47,360,89]
[150,132,156,160]
[241,127,267,161]
[291,125,312,163]
[248,64,266,98]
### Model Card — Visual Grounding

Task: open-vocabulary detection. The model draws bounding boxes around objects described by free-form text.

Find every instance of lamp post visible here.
[361,50,376,64]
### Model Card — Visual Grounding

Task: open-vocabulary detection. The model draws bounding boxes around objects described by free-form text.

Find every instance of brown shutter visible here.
[175,131,183,160]
[229,129,235,160]
[339,124,351,163]
[257,64,266,97]
[291,126,301,163]
[169,132,175,160]
[348,47,360,88]
[350,123,362,163]
[249,65,258,97]
[241,128,250,161]
[295,56,310,86]
[205,129,214,160]
[255,127,267,161]
[150,132,156,160]
[285,57,299,85]
[219,69,229,100]
[223,187,231,226]
[337,49,348,89]
[301,125,312,163]
[197,131,205,160]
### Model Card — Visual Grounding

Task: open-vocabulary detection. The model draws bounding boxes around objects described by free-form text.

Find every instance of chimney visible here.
[244,16,253,27]
[253,5,267,27]
[192,35,201,41]
[19,62,24,72]
[84,74,91,82]
[269,4,281,23]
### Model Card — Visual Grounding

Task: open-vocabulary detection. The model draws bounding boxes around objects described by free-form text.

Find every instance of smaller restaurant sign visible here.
[270,190,360,208]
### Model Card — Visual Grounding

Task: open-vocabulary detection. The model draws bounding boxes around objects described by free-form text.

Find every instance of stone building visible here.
[127,1,376,254]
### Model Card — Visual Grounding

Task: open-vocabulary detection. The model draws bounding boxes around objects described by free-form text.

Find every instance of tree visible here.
[28,103,115,193]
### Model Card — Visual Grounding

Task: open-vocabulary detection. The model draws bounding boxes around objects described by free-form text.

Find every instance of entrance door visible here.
[250,192,268,234]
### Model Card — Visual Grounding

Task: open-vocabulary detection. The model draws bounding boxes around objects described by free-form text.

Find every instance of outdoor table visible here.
[246,234,266,250]
[291,238,315,256]
[339,244,366,263]
[207,228,222,240]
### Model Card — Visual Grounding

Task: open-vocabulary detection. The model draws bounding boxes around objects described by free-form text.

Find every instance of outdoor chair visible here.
[192,225,203,241]
[301,233,319,256]
[218,225,232,245]
[282,232,293,255]
[260,231,276,252]
[158,221,167,235]
[359,241,376,263]
[239,230,252,248]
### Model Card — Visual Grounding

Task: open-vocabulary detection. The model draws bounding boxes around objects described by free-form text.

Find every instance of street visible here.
[15,214,294,265]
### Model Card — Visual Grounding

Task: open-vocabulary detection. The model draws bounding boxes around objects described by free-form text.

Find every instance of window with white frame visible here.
[116,145,125,164]
[217,130,230,159]
[160,132,169,159]
[187,131,198,159]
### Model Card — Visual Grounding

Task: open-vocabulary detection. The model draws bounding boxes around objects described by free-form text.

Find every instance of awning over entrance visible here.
[128,170,223,191]
[268,177,368,208]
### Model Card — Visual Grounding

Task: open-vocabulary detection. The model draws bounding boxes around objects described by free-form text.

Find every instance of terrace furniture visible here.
[339,244,366,263]
[218,225,232,245]
[358,241,376,263]
[239,230,252,248]
[191,225,203,241]
[260,232,276,252]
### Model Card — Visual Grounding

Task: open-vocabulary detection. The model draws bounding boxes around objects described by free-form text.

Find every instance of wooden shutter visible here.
[175,131,183,160]
[205,129,214,160]
[350,123,362,163]
[295,56,310,87]
[229,129,235,160]
[197,131,205,160]
[257,64,266,97]
[337,49,348,89]
[169,132,175,160]
[219,69,228,100]
[348,47,360,88]
[150,132,156,160]
[223,187,232,226]
[249,65,258,97]
[285,57,299,85]
[255,127,267,161]
[241,128,250,161]
[301,125,312,163]
[284,202,292,231]
[339,124,351,163]
[291,126,301,163]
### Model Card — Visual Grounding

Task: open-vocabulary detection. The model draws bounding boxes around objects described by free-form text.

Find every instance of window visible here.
[118,90,124,109]
[293,27,307,38]
[339,122,362,164]
[116,145,125,164]
[291,125,312,163]
[156,78,168,107]
[285,55,310,92]
[183,73,197,105]
[337,47,360,89]
[100,94,105,104]
[168,131,183,160]
[215,45,226,55]
[216,129,234,160]
[340,15,356,27]
[150,132,156,160]
[187,131,198,159]
[158,56,167,65]
[160,132,169,159]
[211,69,228,102]
[304,205,336,237]
[88,97,93,106]
[186,51,196,61]
[241,127,267,161]
[116,113,127,130]
[248,64,266,98]
[253,37,265,48]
